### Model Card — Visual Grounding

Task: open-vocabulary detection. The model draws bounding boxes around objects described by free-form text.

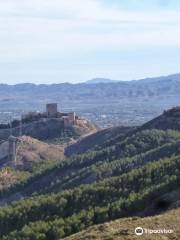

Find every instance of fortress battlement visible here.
[22,103,79,127]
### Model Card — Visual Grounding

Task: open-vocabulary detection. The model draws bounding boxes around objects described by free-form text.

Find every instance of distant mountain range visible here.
[0,73,180,98]
[0,73,180,127]
[0,73,180,87]
[84,73,180,84]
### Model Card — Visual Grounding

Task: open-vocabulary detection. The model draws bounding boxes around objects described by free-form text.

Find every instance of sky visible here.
[0,0,180,84]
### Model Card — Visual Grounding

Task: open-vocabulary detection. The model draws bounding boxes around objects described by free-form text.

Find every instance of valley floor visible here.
[64,208,180,240]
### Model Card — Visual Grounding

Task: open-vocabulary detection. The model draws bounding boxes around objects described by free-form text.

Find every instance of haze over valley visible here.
[0,73,180,128]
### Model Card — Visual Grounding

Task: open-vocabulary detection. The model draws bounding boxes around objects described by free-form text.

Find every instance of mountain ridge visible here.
[1,73,180,86]
[0,73,180,128]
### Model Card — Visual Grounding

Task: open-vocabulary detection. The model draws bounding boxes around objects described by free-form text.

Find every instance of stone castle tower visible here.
[46,103,58,117]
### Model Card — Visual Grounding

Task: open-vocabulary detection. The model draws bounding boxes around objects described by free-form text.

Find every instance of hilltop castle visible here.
[0,103,92,143]
[22,103,87,127]
[5,103,91,164]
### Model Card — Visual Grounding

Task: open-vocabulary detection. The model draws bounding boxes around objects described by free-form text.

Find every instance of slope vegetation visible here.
[1,128,179,202]
[65,126,134,156]
[0,153,179,239]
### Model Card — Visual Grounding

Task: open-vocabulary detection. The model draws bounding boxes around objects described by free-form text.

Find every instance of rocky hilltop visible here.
[0,103,97,141]
[0,118,97,141]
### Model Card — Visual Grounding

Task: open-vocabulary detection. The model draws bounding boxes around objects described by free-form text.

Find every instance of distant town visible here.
[0,73,179,128]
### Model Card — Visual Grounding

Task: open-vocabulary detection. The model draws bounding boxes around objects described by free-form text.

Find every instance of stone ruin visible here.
[22,103,77,127]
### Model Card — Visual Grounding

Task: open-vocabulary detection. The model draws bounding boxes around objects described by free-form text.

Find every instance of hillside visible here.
[0,153,179,239]
[1,108,180,201]
[0,118,97,141]
[65,208,180,240]
[65,126,134,156]
[140,107,180,131]
[1,128,179,202]
[0,136,65,193]
[13,136,64,170]
[0,107,179,239]
[0,136,64,169]
[66,106,180,157]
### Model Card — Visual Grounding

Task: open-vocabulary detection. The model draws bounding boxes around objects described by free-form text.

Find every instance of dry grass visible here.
[64,208,180,240]
[15,136,64,170]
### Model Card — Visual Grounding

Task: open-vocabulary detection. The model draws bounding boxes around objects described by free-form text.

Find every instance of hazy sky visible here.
[0,0,180,84]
